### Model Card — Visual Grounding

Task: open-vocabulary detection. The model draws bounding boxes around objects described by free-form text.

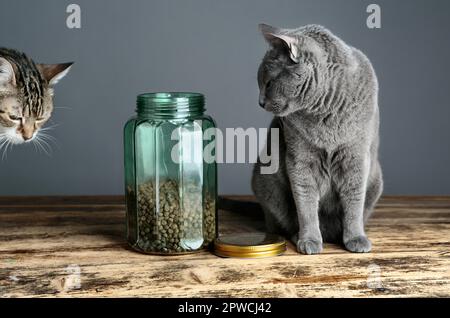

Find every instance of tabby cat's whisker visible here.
[38,132,60,149]
[54,106,72,110]
[35,135,53,156]
[33,137,50,156]
[1,138,12,161]
[32,139,39,153]
[1,48,72,159]
[39,132,58,141]
[0,138,8,158]
[40,123,60,131]
[0,136,9,148]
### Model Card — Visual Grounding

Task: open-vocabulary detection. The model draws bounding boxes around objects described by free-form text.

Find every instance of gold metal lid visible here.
[213,232,286,258]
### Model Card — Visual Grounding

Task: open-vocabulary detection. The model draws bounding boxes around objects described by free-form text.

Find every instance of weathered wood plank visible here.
[0,196,125,206]
[0,196,449,298]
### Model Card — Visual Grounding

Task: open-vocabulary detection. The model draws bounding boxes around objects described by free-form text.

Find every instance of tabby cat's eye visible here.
[8,115,21,121]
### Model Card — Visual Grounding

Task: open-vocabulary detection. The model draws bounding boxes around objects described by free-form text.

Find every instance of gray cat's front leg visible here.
[338,152,372,253]
[287,159,323,255]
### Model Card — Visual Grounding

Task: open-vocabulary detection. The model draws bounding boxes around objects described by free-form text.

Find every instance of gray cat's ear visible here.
[37,62,73,86]
[259,23,300,63]
[0,57,16,86]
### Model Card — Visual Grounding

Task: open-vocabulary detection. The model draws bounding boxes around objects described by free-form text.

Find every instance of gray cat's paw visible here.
[344,236,372,253]
[296,239,323,255]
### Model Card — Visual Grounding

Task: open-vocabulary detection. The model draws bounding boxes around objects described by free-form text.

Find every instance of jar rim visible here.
[138,92,203,101]
[136,92,205,119]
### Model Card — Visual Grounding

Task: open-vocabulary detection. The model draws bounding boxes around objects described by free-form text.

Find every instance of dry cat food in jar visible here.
[124,92,217,254]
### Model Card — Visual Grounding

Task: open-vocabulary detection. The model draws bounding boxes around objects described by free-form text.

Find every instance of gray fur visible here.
[252,24,383,254]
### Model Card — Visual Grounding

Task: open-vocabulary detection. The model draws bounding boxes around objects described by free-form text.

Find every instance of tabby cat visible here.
[0,48,72,150]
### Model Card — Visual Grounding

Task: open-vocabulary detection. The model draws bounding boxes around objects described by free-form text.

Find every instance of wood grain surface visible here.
[0,196,449,298]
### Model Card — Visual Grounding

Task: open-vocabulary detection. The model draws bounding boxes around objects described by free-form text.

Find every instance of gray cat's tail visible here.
[218,196,263,217]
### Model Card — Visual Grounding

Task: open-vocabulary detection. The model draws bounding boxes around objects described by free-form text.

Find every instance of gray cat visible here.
[252,24,383,254]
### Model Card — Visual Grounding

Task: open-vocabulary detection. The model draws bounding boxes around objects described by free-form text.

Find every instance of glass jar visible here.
[124,92,217,254]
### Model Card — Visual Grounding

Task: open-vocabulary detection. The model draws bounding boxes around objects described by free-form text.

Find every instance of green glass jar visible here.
[124,92,217,254]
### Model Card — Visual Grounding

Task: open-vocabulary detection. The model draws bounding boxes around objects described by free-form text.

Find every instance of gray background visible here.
[0,0,449,196]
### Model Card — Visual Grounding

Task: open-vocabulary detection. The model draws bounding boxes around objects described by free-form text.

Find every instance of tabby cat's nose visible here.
[22,134,33,141]
[20,128,34,141]
[259,96,265,108]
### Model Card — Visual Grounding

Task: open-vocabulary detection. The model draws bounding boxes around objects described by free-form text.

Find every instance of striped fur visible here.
[0,48,46,117]
[0,48,72,145]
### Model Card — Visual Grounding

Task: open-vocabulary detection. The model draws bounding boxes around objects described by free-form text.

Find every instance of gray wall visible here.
[0,0,449,196]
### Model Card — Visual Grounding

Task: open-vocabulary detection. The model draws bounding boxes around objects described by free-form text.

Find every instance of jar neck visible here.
[136,92,205,120]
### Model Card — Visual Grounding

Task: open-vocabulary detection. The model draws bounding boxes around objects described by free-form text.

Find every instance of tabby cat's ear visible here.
[259,23,300,63]
[37,62,73,86]
[0,57,16,87]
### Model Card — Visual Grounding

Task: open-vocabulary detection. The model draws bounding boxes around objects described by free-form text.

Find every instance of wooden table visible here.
[0,196,449,298]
